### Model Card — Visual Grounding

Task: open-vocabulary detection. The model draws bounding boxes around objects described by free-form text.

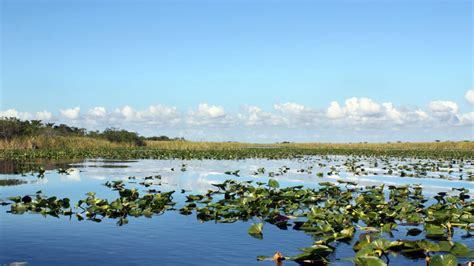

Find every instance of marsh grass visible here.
[2,135,472,152]
[1,137,472,160]
[145,140,474,151]
[0,135,132,150]
[279,141,474,151]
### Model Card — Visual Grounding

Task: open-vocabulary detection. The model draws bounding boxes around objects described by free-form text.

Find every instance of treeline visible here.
[0,118,184,146]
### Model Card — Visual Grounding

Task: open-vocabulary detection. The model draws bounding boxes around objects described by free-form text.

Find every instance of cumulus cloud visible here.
[327,101,345,119]
[0,109,53,121]
[274,102,307,114]
[459,112,474,126]
[0,109,32,120]
[1,93,472,142]
[144,105,180,124]
[113,105,138,121]
[88,107,107,117]
[414,109,429,121]
[382,103,402,124]
[187,103,230,126]
[273,102,322,127]
[238,105,287,126]
[465,90,474,105]
[325,97,405,125]
[344,97,382,117]
[35,111,53,120]
[60,107,80,119]
[109,105,180,125]
[428,100,459,122]
[428,100,459,114]
[147,105,178,118]
[194,103,225,118]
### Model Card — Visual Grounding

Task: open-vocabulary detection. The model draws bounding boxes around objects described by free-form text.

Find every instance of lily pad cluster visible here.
[2,177,473,265]
[7,191,72,217]
[1,145,473,162]
[180,179,474,265]
[76,187,176,226]
[5,186,176,226]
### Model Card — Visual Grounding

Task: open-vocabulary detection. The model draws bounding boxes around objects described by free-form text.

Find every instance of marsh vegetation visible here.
[1,155,473,265]
[1,119,473,161]
[1,119,473,265]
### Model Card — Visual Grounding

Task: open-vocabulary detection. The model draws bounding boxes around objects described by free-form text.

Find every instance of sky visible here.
[0,0,473,142]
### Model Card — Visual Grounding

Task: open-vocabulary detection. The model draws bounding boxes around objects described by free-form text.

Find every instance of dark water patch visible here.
[0,159,82,175]
[0,178,28,186]
[87,159,139,163]
[86,164,129,168]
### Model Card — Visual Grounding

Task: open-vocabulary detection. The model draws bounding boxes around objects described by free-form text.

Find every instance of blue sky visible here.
[1,0,473,142]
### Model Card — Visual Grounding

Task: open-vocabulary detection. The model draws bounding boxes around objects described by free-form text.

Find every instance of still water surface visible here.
[1,158,473,265]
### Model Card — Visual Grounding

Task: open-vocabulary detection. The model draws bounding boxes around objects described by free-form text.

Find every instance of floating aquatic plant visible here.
[2,172,473,265]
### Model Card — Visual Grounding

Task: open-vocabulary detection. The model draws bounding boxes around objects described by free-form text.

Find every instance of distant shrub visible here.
[0,118,23,140]
[101,128,145,146]
[146,136,185,141]
[146,135,171,141]
[0,118,161,147]
[0,117,88,140]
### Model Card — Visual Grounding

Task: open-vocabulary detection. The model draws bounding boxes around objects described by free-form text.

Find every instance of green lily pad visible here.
[425,224,445,238]
[416,240,440,252]
[430,254,456,266]
[248,223,263,239]
[450,242,474,257]
[354,256,387,266]
[268,179,279,189]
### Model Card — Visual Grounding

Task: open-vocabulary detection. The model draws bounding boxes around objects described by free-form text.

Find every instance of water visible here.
[1,158,473,265]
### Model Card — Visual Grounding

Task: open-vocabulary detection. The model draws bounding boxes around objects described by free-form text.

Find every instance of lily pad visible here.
[430,254,456,266]
[268,179,279,189]
[354,256,387,266]
[248,223,263,239]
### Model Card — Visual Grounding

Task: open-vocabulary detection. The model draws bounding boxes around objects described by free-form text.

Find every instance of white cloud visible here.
[327,101,345,119]
[142,105,180,125]
[114,105,140,121]
[88,107,107,117]
[428,100,459,122]
[60,107,80,119]
[465,90,474,105]
[326,98,404,125]
[459,112,474,126]
[0,109,53,121]
[110,105,180,124]
[0,109,32,120]
[35,111,53,120]
[273,102,322,127]
[194,103,225,118]
[412,109,430,122]
[147,105,178,117]
[274,102,306,114]
[345,97,382,117]
[382,102,402,124]
[187,103,230,126]
[238,105,287,126]
[145,105,180,121]
[2,91,472,142]
[428,100,459,114]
